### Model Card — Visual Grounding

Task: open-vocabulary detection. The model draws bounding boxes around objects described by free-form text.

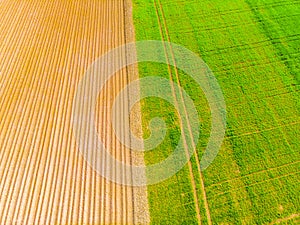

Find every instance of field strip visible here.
[0,0,149,224]
[123,0,151,223]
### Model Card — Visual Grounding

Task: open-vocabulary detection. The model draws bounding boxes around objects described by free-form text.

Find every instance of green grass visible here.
[132,0,300,224]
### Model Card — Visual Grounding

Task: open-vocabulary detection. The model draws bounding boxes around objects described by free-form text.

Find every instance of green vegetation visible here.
[132,0,300,224]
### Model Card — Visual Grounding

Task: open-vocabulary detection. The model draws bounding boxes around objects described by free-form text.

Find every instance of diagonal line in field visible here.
[153,0,215,224]
[152,1,203,224]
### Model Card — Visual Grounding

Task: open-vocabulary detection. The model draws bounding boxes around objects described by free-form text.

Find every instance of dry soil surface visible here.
[0,0,149,224]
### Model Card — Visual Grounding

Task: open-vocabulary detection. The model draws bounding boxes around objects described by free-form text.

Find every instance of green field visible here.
[132,0,300,224]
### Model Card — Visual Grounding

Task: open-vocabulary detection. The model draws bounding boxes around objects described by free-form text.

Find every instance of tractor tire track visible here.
[153,0,213,224]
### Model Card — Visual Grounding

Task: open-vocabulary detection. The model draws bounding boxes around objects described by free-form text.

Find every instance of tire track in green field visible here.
[152,1,203,224]
[154,0,212,225]
[154,1,213,224]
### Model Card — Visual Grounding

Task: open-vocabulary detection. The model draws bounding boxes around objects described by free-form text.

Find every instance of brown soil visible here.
[0,0,149,224]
